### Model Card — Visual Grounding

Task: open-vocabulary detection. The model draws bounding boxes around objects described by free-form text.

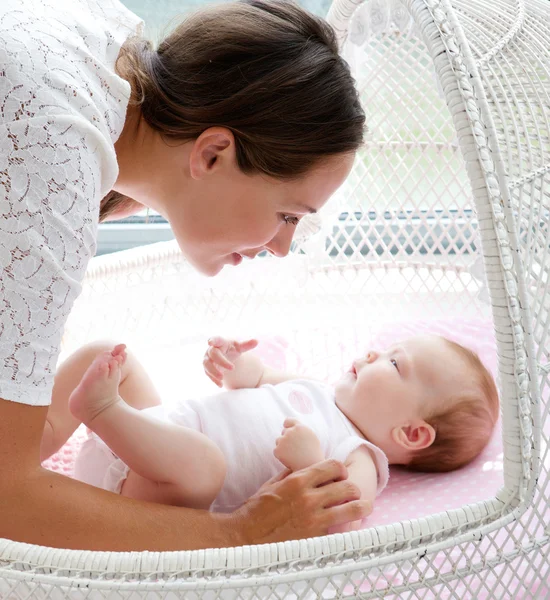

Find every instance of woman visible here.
[0,0,369,551]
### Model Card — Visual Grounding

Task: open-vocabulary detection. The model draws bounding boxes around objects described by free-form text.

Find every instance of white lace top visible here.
[0,0,142,405]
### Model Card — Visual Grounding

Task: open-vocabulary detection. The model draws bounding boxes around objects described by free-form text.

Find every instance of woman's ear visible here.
[189,127,234,179]
[392,420,436,451]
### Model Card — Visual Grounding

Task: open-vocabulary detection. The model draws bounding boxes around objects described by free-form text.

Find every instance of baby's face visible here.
[334,335,472,448]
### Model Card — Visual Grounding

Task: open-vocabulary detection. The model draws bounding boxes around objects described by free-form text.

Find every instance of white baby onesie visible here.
[74,380,390,512]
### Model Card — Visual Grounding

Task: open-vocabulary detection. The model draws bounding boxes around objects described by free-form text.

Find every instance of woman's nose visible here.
[265,226,294,258]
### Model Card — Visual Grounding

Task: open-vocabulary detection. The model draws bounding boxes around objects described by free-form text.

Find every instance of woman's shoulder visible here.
[0,0,142,141]
[0,0,142,52]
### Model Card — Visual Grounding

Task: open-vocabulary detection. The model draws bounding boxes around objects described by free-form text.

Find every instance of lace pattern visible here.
[0,0,142,405]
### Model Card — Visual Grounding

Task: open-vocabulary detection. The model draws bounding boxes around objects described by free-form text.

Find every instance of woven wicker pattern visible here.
[1,0,549,597]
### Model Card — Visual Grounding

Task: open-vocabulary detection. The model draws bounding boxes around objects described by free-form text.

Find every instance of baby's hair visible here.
[407,338,499,473]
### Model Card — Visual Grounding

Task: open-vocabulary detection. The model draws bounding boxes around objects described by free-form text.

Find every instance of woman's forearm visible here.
[1,400,235,551]
[0,467,238,551]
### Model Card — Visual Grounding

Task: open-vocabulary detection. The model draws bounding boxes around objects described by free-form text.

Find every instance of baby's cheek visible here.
[355,380,391,418]
[355,375,377,399]
[334,379,352,398]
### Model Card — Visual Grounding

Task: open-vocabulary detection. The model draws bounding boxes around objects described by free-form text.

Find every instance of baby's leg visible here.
[69,348,226,509]
[41,341,163,461]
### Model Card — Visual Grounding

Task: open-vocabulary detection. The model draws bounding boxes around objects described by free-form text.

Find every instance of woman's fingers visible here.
[235,460,370,543]
[312,478,361,508]
[321,498,372,529]
[300,458,348,487]
[261,468,291,486]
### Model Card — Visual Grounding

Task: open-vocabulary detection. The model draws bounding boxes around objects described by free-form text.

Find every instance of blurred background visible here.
[122,0,330,37]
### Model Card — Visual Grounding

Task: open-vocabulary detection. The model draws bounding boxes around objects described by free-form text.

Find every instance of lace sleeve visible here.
[0,115,115,405]
[0,0,140,405]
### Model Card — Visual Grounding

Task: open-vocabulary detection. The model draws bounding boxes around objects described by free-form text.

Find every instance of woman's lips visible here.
[231,253,243,266]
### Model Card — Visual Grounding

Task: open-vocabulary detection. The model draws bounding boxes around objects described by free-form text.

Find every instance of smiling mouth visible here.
[348,364,357,378]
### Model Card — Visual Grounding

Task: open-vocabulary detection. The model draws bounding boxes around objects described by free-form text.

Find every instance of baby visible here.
[60,334,499,529]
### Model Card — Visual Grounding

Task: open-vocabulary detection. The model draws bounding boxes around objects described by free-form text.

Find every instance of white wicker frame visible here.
[1,0,549,597]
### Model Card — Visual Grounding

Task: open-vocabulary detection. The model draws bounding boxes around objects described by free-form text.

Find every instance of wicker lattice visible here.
[1,0,549,597]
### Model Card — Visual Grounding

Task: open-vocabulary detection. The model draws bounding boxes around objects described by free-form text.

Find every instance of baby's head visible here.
[335,334,499,472]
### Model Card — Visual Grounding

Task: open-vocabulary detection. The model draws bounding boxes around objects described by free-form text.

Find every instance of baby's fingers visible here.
[235,339,259,354]
[203,356,224,387]
[208,336,230,352]
[204,367,223,388]
[208,346,235,370]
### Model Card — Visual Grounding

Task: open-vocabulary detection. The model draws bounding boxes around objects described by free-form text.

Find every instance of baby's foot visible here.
[69,344,127,425]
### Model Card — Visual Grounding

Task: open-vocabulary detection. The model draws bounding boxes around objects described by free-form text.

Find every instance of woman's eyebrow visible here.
[291,203,317,214]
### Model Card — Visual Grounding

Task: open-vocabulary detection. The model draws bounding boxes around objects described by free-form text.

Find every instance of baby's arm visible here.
[273,418,325,471]
[204,337,306,390]
[331,447,378,533]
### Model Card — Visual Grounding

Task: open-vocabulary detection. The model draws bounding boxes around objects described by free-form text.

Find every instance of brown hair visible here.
[407,339,500,473]
[100,0,365,222]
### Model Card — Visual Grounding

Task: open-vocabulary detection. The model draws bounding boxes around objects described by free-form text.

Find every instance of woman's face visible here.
[174,151,354,276]
[170,137,354,276]
[117,126,355,276]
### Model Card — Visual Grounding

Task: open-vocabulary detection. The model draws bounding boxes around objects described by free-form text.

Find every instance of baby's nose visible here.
[366,350,379,363]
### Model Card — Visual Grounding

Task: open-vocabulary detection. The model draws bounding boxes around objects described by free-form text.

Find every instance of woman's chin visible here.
[185,256,223,277]
[202,262,224,277]
[189,254,243,277]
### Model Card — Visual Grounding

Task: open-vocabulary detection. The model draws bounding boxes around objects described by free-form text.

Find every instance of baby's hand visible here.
[203,336,258,387]
[274,418,324,472]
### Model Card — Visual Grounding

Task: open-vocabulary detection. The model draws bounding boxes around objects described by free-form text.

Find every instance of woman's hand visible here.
[203,336,259,388]
[230,459,372,544]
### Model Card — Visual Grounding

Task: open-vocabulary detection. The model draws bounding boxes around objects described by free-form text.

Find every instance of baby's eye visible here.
[390,358,399,371]
[281,214,300,226]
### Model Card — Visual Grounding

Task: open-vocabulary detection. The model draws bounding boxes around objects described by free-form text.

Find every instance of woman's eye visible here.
[281,214,300,226]
[391,358,399,371]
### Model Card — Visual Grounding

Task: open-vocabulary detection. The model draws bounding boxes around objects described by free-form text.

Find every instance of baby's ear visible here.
[392,420,435,451]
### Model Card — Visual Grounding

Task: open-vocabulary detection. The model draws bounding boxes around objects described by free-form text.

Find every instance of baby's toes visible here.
[95,359,110,379]
[107,357,121,377]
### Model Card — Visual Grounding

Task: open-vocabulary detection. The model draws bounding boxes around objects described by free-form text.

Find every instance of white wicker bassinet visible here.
[1,0,549,597]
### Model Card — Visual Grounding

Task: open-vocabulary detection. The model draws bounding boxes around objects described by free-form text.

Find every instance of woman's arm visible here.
[0,399,370,550]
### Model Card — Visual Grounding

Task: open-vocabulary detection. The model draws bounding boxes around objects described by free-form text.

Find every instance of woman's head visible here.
[107,0,364,275]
